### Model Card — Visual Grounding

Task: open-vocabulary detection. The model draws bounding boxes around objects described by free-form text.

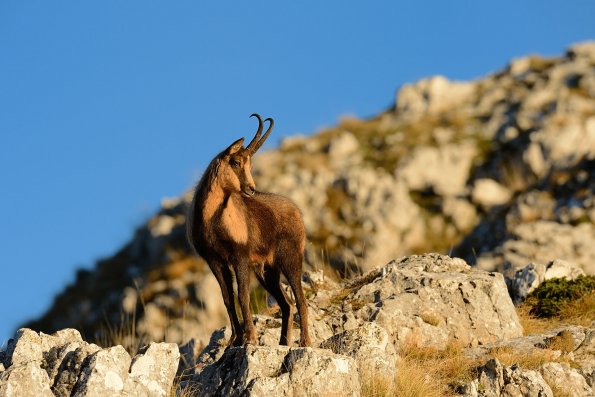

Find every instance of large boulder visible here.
[319,254,523,349]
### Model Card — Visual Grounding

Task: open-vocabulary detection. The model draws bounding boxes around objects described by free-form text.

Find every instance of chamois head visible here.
[220,113,274,197]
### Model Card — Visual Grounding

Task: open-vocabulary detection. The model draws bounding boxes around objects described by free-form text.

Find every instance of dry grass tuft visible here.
[360,371,396,397]
[361,323,581,397]
[94,311,149,356]
[487,346,558,370]
[360,337,481,397]
[546,381,575,397]
[392,360,443,397]
[517,290,595,335]
[545,330,576,353]
[171,377,202,397]
[329,287,353,305]
[557,291,595,326]
[516,303,554,335]
[399,339,480,387]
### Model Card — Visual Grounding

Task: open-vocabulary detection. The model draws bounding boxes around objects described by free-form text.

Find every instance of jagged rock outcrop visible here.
[3,255,594,396]
[24,41,595,353]
[461,358,555,397]
[191,346,360,397]
[460,324,595,396]
[461,356,594,397]
[181,255,592,395]
[0,328,179,397]
[184,254,523,353]
[466,325,595,385]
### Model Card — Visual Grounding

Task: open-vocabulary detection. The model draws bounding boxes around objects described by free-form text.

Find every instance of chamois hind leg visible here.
[208,261,242,347]
[256,266,294,346]
[234,262,257,345]
[281,251,311,347]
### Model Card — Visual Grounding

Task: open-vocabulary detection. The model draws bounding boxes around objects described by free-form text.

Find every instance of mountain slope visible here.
[26,42,595,348]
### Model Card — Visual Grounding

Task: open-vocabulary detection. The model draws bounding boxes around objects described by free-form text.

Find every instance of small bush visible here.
[526,275,595,318]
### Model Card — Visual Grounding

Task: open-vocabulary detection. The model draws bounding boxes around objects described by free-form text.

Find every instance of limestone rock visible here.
[0,328,181,397]
[188,255,522,368]
[442,197,478,233]
[332,254,522,349]
[465,325,595,391]
[319,322,397,386]
[540,362,593,397]
[193,345,360,397]
[4,328,83,367]
[471,178,513,210]
[327,131,361,167]
[466,325,591,356]
[462,358,553,397]
[50,343,102,397]
[0,362,54,397]
[5,328,44,367]
[397,142,477,197]
[396,75,475,118]
[501,221,595,276]
[568,41,595,60]
[508,259,586,303]
[3,328,96,397]
[72,345,132,397]
[125,342,180,397]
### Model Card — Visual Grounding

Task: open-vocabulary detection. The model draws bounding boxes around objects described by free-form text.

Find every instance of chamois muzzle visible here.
[242,185,256,197]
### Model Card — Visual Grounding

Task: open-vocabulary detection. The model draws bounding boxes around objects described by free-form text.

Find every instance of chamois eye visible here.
[231,159,241,168]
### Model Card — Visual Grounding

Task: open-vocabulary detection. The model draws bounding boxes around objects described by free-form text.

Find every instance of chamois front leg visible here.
[208,261,242,347]
[235,262,257,345]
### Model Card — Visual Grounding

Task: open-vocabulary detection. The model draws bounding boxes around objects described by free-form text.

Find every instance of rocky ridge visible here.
[23,41,595,362]
[0,328,179,397]
[3,254,593,396]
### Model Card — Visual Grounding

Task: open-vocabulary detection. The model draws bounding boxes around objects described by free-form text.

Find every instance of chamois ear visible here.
[225,138,245,155]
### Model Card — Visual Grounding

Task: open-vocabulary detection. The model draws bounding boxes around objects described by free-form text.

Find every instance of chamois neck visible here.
[199,174,226,223]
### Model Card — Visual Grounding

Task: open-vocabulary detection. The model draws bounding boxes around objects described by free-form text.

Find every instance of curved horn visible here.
[246,113,264,152]
[252,117,274,153]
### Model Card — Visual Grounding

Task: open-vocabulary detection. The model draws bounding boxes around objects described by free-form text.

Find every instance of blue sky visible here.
[1,1,594,344]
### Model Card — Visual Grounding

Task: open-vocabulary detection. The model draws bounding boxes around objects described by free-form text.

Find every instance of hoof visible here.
[227,334,243,348]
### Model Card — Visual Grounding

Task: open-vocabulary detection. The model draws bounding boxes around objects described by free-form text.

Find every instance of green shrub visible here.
[527,275,595,318]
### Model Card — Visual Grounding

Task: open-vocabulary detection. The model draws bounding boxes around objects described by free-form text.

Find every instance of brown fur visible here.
[186,117,311,347]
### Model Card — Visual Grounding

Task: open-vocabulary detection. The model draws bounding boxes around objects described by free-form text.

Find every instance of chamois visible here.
[186,114,311,347]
